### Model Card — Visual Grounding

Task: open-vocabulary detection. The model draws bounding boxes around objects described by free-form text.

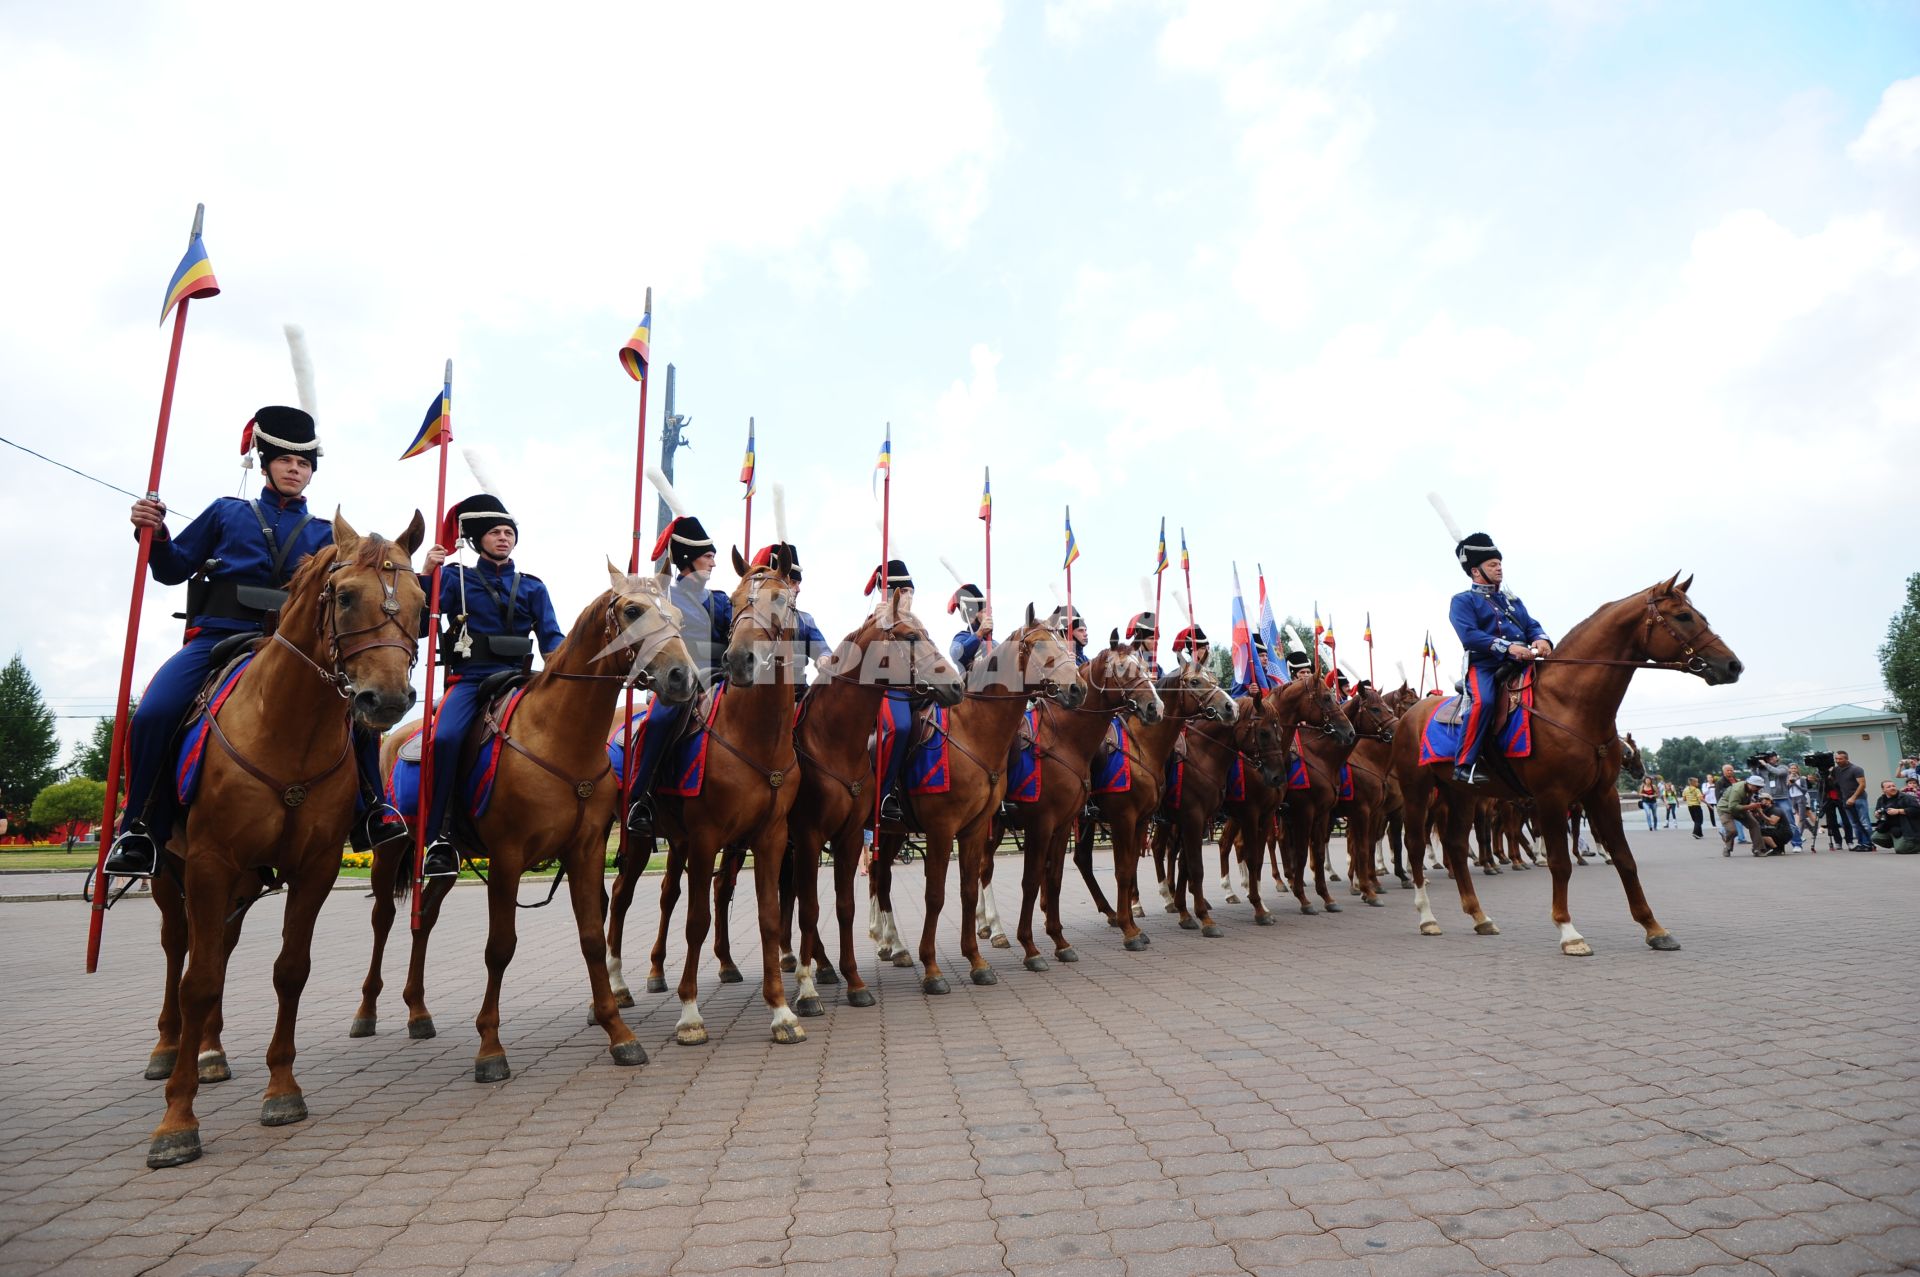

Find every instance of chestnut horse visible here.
[1155,683,1287,929]
[145,513,426,1169]
[612,558,805,1045]
[1275,683,1366,914]
[780,591,965,1003]
[354,566,699,1081]
[865,612,1085,991]
[1393,575,1741,954]
[981,646,1161,958]
[1322,682,1399,905]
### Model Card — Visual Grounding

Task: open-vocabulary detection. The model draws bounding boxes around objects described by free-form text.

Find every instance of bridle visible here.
[1071,650,1160,720]
[1536,595,1725,676]
[273,541,422,699]
[553,586,684,692]
[959,624,1083,706]
[1346,694,1396,744]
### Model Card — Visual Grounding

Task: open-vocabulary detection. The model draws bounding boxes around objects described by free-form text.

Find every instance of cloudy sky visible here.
[2,1,1915,759]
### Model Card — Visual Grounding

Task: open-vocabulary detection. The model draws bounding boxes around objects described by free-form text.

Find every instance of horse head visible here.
[1642,574,1743,685]
[1160,666,1237,724]
[830,587,965,707]
[1088,647,1163,724]
[722,554,798,688]
[997,604,1086,708]
[600,562,699,704]
[1345,680,1396,743]
[309,510,428,731]
[1284,672,1356,746]
[1235,696,1288,788]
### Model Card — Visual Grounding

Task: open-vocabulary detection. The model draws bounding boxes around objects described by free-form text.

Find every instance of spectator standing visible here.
[1831,750,1871,851]
[1786,764,1812,849]
[1702,775,1719,812]
[1682,778,1705,838]
[1873,780,1920,853]
[1753,751,1802,851]
[1662,779,1679,827]
[1717,773,1766,856]
[1638,777,1659,831]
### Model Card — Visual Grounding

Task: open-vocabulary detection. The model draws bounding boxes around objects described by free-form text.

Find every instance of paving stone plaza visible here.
[1,828,1915,1276]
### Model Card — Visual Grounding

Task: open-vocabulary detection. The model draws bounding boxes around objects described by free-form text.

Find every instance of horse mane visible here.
[525,589,617,691]
[1551,583,1656,655]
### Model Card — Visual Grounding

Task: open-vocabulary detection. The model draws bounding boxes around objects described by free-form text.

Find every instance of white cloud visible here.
[1848,75,1920,167]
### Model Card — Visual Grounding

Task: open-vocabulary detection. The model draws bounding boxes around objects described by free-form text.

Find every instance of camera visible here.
[1803,751,1835,771]
[1745,754,1769,772]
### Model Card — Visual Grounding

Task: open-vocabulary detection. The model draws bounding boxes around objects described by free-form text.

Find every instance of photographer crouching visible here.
[1870,780,1920,854]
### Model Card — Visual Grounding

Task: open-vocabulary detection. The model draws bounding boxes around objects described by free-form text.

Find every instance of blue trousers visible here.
[425,678,486,835]
[880,689,913,797]
[123,630,381,842]
[625,693,686,803]
[1455,664,1500,769]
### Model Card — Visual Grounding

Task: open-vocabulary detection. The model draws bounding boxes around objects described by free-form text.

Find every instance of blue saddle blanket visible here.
[1007,709,1042,803]
[1094,719,1133,795]
[905,705,952,795]
[1418,683,1533,768]
[175,655,254,805]
[608,685,727,800]
[384,689,528,823]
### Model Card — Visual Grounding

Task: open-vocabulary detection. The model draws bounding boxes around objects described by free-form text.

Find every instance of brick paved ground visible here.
[1,825,1915,1276]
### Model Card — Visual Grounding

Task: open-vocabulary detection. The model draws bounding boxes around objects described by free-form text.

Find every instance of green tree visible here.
[30,777,107,848]
[0,653,59,819]
[1880,571,1920,752]
[70,710,118,782]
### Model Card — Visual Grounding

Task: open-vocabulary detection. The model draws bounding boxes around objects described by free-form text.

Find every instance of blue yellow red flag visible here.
[739,420,756,497]
[978,468,991,524]
[1180,528,1190,573]
[619,313,651,382]
[1364,612,1373,645]
[1063,508,1081,570]
[1154,517,1168,575]
[871,426,891,497]
[159,233,219,324]
[400,383,452,460]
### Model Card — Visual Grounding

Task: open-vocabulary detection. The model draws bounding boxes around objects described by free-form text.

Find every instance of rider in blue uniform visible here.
[625,514,732,834]
[867,559,916,823]
[1170,625,1210,674]
[947,583,993,674]
[105,406,399,876]
[418,492,565,876]
[1447,531,1552,785]
[1047,605,1089,667]
[750,542,829,681]
[1124,612,1163,679]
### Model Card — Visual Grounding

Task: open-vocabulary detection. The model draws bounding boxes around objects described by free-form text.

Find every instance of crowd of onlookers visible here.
[1634,751,1920,857]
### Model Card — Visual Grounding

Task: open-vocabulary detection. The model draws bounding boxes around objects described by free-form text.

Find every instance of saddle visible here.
[867,699,943,758]
[398,670,534,764]
[1434,662,1527,738]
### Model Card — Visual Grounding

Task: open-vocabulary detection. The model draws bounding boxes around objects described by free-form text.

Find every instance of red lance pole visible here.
[874,425,892,839]
[1181,528,1194,651]
[1366,611,1375,687]
[410,362,452,931]
[742,417,754,558]
[1152,517,1164,670]
[619,287,654,873]
[981,466,992,616]
[88,210,206,974]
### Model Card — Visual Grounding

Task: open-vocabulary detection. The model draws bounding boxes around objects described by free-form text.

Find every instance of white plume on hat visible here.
[772,482,788,546]
[1426,491,1465,544]
[1172,586,1192,625]
[646,465,690,520]
[939,555,966,587]
[283,324,317,417]
[463,446,509,504]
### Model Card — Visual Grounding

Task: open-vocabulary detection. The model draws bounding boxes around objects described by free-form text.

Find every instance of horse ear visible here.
[731,547,749,577]
[654,570,673,596]
[1661,571,1681,596]
[396,510,425,558]
[1025,602,1036,627]
[332,508,361,559]
[607,558,628,592]
[1678,573,1694,595]
[1108,628,1122,651]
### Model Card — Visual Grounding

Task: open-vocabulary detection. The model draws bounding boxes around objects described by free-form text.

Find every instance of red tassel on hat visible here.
[946,589,961,614]
[864,564,883,596]
[440,509,461,552]
[239,418,257,470]
[650,518,680,564]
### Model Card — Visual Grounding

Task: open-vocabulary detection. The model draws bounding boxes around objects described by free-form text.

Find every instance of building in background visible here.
[1781,705,1908,792]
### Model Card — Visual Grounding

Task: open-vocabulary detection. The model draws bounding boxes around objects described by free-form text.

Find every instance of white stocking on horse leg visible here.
[674,999,707,1046]
[1414,884,1442,936]
[1556,921,1591,957]
[977,881,1008,946]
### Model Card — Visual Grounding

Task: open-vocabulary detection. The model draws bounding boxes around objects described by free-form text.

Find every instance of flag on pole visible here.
[978,468,992,524]
[1256,567,1286,683]
[1325,613,1337,651]
[1364,613,1373,645]
[400,383,452,460]
[618,311,651,381]
[872,426,892,496]
[1230,564,1269,693]
[1063,508,1081,569]
[1313,601,1323,642]
[1154,517,1168,575]
[739,420,756,497]
[1180,528,1189,572]
[159,232,219,324]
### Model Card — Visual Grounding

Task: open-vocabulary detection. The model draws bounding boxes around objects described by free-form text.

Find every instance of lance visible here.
[980,466,992,616]
[89,204,216,973]
[875,424,893,837]
[1064,505,1075,631]
[741,416,755,556]
[408,360,452,930]
[1364,611,1375,686]
[1152,515,1165,668]
[617,289,654,872]
[1180,527,1194,645]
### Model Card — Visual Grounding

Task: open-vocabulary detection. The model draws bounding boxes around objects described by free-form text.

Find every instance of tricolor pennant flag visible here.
[1154,517,1168,575]
[739,420,756,497]
[159,230,220,324]
[400,381,452,460]
[1063,508,1081,569]
[1180,528,1190,572]
[619,311,651,382]
[872,425,891,497]
[1364,613,1373,645]
[978,467,992,524]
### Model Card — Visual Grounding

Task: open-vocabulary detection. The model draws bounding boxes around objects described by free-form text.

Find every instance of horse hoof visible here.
[772,1022,806,1045]
[977,925,992,939]
[146,1129,202,1169]
[1056,946,1080,963]
[1123,935,1150,952]
[847,987,877,1008]
[891,950,916,969]
[1561,939,1594,957]
[1254,913,1275,927]
[144,1050,177,1080]
[1201,923,1223,938]
[674,1026,709,1047]
[780,953,798,973]
[1131,904,1145,917]
[1419,922,1443,936]
[474,1055,512,1083]
[1324,902,1342,914]
[1023,955,1049,973]
[646,975,668,994]
[815,966,841,986]
[1162,903,1180,914]
[616,989,635,1008]
[1301,905,1317,915]
[348,1017,377,1039]
[1364,897,1383,908]
[259,1093,307,1127]
[1646,932,1682,952]
[718,966,744,985]
[407,1018,437,1041]
[921,976,950,995]
[610,1039,648,1066]
[1178,917,1200,931]
[970,968,998,986]
[1473,919,1500,936]
[795,995,825,1017]
[1225,893,1242,904]
[990,933,1011,949]
[197,1052,231,1085]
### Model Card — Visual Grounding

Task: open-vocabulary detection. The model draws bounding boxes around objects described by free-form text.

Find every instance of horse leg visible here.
[674,847,716,1045]
[147,865,245,1168]
[1309,810,1340,912]
[750,833,805,1043]
[1281,818,1314,914]
[1108,814,1147,952]
[147,867,188,1080]
[1241,816,1274,926]
[190,897,249,1086]
[473,864,522,1082]
[1535,805,1589,957]
[975,847,1010,948]
[828,832,874,1007]
[1440,794,1498,934]
[1402,778,1446,936]
[1586,791,1679,951]
[1389,812,1410,885]
[1184,816,1220,937]
[955,830,999,981]
[1043,814,1081,961]
[711,846,746,985]
[258,871,331,1129]
[1352,810,1381,906]
[872,834,911,968]
[645,838,686,995]
[1015,820,1048,963]
[1072,818,1118,925]
[916,832,956,992]
[1217,822,1240,903]
[604,847,644,1007]
[401,877,455,1039]
[569,842,646,1066]
[349,842,400,1037]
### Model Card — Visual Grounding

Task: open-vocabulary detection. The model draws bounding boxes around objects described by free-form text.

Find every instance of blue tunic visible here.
[950,629,992,672]
[668,573,733,681]
[151,494,334,635]
[794,608,830,680]
[1449,585,1548,668]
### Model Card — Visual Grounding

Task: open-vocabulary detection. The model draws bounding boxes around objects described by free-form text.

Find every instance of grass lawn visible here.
[0,847,106,871]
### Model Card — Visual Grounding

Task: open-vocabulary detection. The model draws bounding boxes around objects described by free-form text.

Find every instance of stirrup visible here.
[880,793,905,824]
[103,825,159,879]
[421,839,460,879]
[625,796,655,837]
[353,802,409,852]
[1451,763,1484,787]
